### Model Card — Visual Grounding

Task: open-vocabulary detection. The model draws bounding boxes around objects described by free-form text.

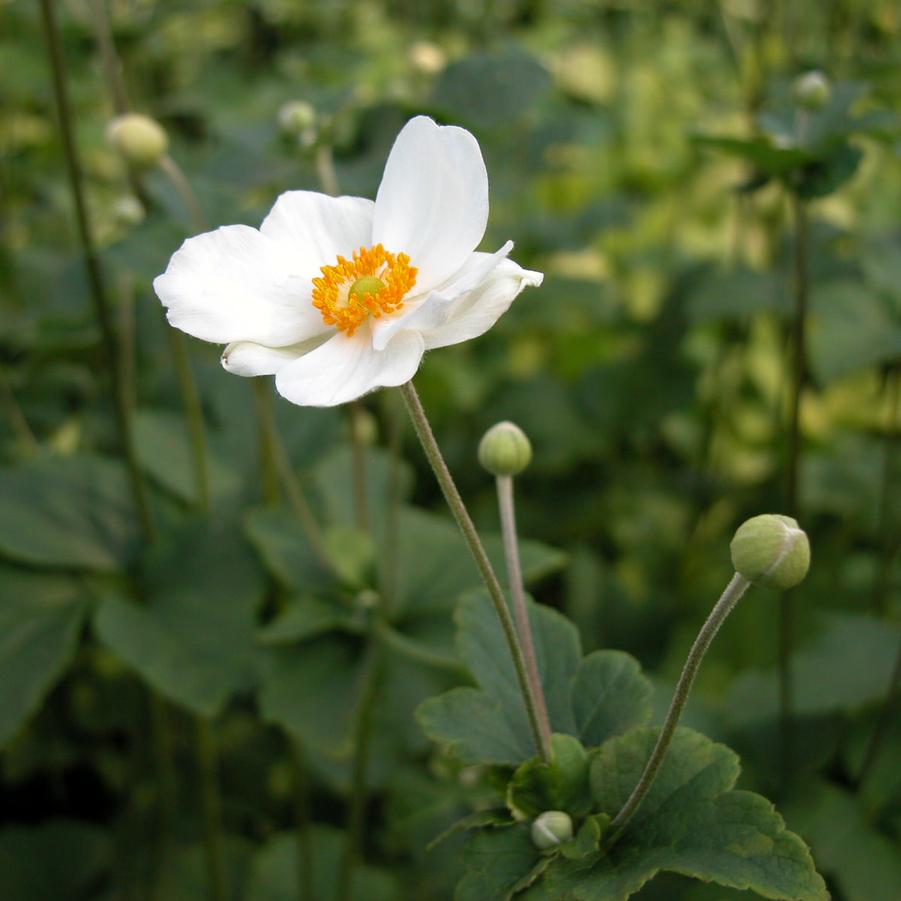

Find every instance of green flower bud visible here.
[278,100,316,136]
[106,113,168,169]
[478,421,532,477]
[793,71,831,111]
[730,514,810,590]
[531,810,573,850]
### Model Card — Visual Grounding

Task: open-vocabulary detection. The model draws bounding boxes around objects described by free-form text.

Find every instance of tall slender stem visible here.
[605,573,752,847]
[158,153,209,231]
[496,475,553,757]
[399,381,550,761]
[39,0,155,541]
[780,192,809,779]
[196,718,227,901]
[349,402,370,532]
[289,740,314,901]
[854,637,901,790]
[872,367,899,615]
[336,642,382,901]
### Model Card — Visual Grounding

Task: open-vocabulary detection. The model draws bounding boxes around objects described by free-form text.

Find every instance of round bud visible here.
[408,41,447,75]
[478,421,532,477]
[793,71,831,111]
[112,195,145,228]
[278,100,316,136]
[730,514,810,590]
[106,113,168,169]
[531,811,573,851]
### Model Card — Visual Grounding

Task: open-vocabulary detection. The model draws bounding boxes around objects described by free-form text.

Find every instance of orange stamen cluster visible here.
[312,243,417,336]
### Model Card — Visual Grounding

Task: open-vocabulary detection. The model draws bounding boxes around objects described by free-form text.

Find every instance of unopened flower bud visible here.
[278,100,316,136]
[531,811,573,850]
[478,421,532,477]
[793,71,831,111]
[409,41,446,75]
[106,113,168,169]
[730,514,810,590]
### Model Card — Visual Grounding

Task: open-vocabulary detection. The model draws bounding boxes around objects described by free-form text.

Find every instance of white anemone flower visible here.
[153,116,543,407]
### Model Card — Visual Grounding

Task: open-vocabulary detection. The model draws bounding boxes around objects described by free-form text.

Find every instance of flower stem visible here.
[495,474,553,757]
[872,366,899,615]
[196,718,227,901]
[399,381,550,762]
[780,192,809,779]
[604,572,752,847]
[159,153,209,232]
[349,402,370,532]
[289,739,315,901]
[39,0,155,541]
[854,636,901,790]
[336,642,382,901]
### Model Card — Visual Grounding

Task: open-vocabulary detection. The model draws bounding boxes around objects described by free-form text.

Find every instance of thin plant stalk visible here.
[854,637,901,790]
[196,718,227,901]
[400,381,550,762]
[495,474,553,756]
[780,192,809,778]
[349,402,370,532]
[604,572,752,847]
[39,0,155,540]
[158,153,209,232]
[0,366,38,455]
[289,741,315,901]
[872,366,899,615]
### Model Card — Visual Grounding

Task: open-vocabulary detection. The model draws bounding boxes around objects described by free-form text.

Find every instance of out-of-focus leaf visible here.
[0,820,110,901]
[784,781,901,901]
[0,455,139,571]
[247,826,399,900]
[0,566,90,747]
[94,514,265,717]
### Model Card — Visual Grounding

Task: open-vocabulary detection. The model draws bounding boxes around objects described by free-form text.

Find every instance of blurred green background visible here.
[1,0,900,899]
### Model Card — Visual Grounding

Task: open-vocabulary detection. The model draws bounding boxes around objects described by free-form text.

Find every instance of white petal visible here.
[373,116,488,294]
[370,242,512,351]
[260,191,374,274]
[221,334,332,377]
[153,225,326,346]
[274,327,425,407]
[422,258,543,350]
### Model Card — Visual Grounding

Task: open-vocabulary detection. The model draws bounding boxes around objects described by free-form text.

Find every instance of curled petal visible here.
[422,258,543,350]
[220,334,331,377]
[275,327,425,407]
[153,225,326,346]
[373,116,488,294]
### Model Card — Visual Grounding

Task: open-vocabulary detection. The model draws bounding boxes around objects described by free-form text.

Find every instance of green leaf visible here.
[542,727,828,901]
[94,514,264,717]
[247,825,399,901]
[418,594,651,765]
[0,455,139,571]
[0,566,90,747]
[431,48,552,130]
[508,733,591,818]
[256,597,347,645]
[0,820,111,901]
[133,408,241,504]
[783,780,901,901]
[726,613,901,725]
[456,823,543,901]
[693,135,813,177]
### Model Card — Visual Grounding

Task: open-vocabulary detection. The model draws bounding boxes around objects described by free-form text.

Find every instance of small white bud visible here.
[106,113,168,169]
[730,514,811,590]
[531,810,573,850]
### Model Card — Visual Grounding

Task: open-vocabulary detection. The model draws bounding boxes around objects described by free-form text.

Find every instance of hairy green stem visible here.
[39,0,155,541]
[196,718,227,901]
[496,475,552,758]
[349,402,371,533]
[605,573,752,847]
[400,381,550,762]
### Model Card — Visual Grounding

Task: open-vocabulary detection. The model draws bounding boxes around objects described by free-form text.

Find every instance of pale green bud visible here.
[106,113,168,169]
[478,421,532,477]
[278,100,316,136]
[793,71,831,111]
[730,514,810,590]
[531,810,573,850]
